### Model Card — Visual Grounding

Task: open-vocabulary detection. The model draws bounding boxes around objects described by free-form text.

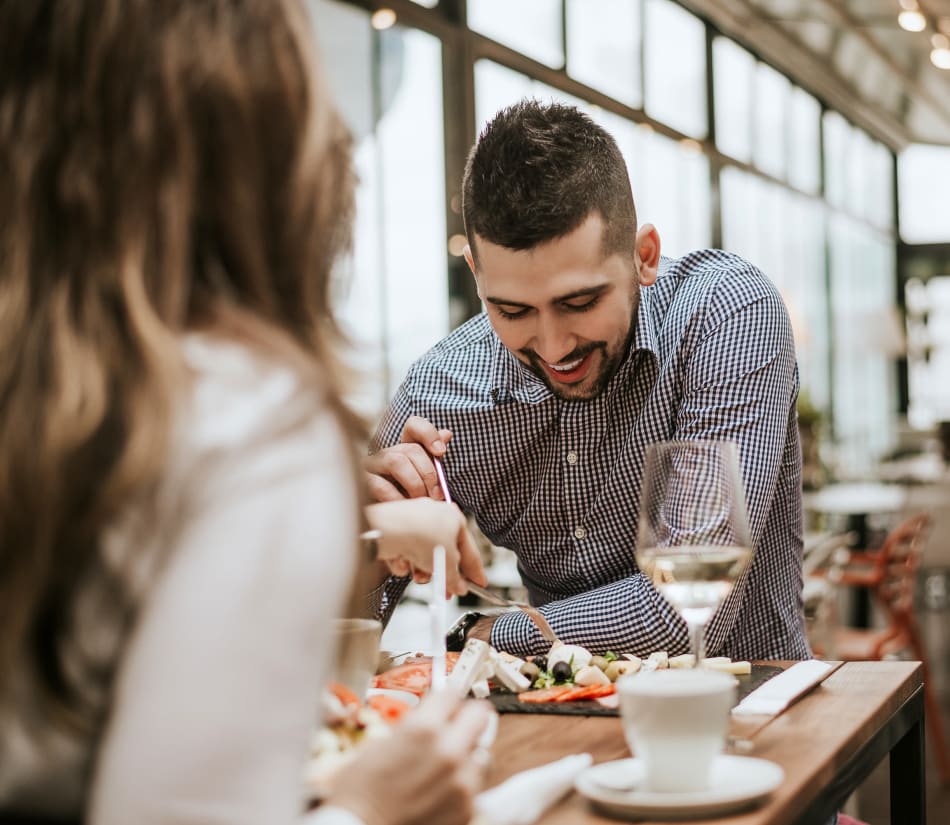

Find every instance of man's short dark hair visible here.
[462,99,637,266]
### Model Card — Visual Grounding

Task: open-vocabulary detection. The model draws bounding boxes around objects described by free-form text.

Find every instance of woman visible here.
[0,2,491,824]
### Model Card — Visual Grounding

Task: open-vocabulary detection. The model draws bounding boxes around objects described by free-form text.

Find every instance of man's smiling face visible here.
[468,213,658,401]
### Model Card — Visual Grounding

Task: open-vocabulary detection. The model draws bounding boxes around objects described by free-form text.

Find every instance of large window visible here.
[829,216,898,475]
[643,0,706,140]
[312,0,449,416]
[720,168,829,410]
[566,0,642,107]
[713,37,754,164]
[468,0,563,68]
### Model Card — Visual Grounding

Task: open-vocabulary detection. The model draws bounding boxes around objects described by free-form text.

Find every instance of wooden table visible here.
[484,661,924,825]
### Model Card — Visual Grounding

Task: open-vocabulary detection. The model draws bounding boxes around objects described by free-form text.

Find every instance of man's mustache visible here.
[519,342,605,366]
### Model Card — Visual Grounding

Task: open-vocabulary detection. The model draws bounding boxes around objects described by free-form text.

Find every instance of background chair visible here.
[810,513,950,784]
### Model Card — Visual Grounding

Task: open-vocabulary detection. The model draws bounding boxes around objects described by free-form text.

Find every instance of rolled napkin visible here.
[732,659,835,717]
[472,753,593,825]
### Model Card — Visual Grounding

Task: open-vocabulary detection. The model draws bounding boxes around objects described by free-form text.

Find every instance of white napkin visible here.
[472,753,593,825]
[731,660,834,716]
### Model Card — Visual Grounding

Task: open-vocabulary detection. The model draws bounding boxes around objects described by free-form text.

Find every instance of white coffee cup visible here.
[331,618,382,701]
[618,668,737,793]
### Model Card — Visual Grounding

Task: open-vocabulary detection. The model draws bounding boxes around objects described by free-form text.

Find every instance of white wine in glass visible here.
[636,441,753,665]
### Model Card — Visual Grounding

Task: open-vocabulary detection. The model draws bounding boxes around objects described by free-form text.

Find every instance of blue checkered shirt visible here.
[371,250,810,661]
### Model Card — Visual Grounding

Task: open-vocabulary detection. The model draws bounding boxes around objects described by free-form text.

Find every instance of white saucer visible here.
[366,687,420,706]
[575,755,784,821]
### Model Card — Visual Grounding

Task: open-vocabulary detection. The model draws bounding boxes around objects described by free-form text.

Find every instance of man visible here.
[365,99,809,661]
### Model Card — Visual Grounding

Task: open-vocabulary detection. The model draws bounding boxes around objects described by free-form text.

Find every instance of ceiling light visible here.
[898,10,927,32]
[370,8,397,30]
[931,47,950,69]
[931,33,950,68]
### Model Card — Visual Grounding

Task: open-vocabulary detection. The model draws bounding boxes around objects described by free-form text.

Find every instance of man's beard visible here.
[519,319,637,401]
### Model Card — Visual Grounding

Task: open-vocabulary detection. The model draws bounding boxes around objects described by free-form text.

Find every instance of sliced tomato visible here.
[554,683,617,702]
[372,653,460,697]
[517,685,576,704]
[367,694,413,723]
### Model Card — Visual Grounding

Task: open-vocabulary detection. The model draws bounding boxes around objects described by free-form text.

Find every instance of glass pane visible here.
[720,165,759,263]
[898,144,950,243]
[566,0,642,107]
[713,37,753,163]
[377,28,449,392]
[869,141,894,231]
[823,111,848,209]
[753,62,789,180]
[787,87,821,194]
[908,277,950,427]
[590,108,648,220]
[846,127,872,222]
[474,59,590,138]
[313,0,449,417]
[474,60,534,137]
[468,0,564,69]
[637,130,710,256]
[722,167,829,412]
[643,0,707,139]
[829,216,898,475]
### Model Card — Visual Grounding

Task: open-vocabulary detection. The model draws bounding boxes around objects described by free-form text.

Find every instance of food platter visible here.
[486,663,783,715]
[372,642,784,717]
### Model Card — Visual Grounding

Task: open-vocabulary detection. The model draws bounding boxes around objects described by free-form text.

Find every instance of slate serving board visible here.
[487,664,784,716]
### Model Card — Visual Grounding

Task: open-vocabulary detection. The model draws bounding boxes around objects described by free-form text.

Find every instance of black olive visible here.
[552,661,572,682]
[532,655,548,671]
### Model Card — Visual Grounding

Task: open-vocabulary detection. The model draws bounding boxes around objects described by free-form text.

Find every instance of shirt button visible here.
[566,451,579,465]
[573,526,587,540]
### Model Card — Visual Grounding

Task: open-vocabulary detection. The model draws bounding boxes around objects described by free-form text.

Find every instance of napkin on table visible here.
[731,660,835,717]
[472,753,593,825]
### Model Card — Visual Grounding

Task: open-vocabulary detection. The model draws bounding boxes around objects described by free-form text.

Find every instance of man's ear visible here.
[635,223,661,287]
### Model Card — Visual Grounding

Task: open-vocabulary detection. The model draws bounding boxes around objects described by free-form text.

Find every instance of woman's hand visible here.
[364,498,487,595]
[326,691,495,825]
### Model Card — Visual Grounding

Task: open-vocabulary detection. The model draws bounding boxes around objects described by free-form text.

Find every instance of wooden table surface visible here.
[483,661,924,825]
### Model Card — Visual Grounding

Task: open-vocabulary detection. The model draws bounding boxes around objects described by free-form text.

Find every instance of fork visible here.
[432,456,562,646]
[464,579,562,646]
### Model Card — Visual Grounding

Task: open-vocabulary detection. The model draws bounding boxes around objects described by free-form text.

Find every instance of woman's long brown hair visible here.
[0,0,363,724]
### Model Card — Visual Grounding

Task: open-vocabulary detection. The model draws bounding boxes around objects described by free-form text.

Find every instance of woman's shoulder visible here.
[179,332,328,453]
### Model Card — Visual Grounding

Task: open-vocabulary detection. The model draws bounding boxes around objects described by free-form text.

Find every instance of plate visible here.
[575,755,784,820]
[366,687,420,706]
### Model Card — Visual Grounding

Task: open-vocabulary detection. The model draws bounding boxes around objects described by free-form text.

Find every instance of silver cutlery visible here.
[431,456,561,646]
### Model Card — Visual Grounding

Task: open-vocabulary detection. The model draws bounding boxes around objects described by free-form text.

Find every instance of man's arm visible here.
[477,575,690,657]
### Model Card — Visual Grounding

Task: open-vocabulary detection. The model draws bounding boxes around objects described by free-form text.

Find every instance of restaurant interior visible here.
[312,0,950,821]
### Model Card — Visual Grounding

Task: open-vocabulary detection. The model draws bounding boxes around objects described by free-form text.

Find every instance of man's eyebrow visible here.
[485,284,609,308]
[554,284,609,301]
[484,295,532,308]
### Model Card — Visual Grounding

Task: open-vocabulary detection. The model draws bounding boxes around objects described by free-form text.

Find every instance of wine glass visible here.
[635,440,753,666]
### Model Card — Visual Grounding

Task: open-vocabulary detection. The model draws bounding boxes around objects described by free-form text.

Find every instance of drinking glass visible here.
[635,440,753,665]
[331,618,382,700]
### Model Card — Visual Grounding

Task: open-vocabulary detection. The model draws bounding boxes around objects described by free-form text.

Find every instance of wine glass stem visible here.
[688,620,706,666]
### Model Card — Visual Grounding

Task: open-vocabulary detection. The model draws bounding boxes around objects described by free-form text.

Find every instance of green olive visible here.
[604,661,624,682]
[591,655,610,672]
[520,661,540,682]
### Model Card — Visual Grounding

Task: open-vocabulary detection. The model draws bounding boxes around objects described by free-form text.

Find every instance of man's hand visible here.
[466,615,496,644]
[365,416,454,502]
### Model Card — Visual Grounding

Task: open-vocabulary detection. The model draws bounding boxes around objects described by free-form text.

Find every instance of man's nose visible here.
[529,314,576,364]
